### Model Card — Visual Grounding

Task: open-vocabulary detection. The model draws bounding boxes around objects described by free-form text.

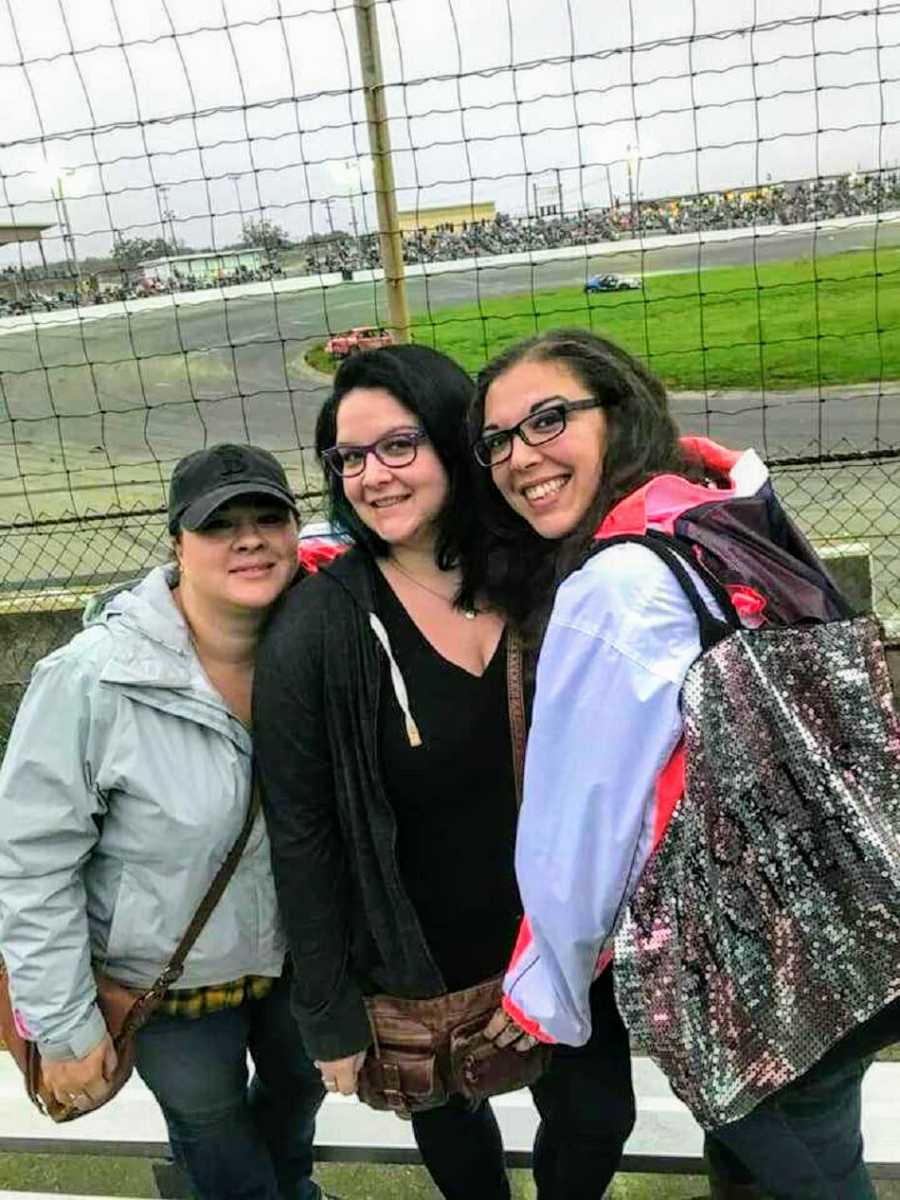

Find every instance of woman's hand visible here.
[42,1033,118,1110]
[315,1050,367,1096]
[483,1006,540,1053]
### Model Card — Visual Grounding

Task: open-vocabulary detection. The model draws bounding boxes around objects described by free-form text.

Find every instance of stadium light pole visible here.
[344,160,362,246]
[229,174,245,238]
[36,164,80,288]
[353,0,411,343]
[56,177,79,285]
[155,184,178,252]
[625,144,640,230]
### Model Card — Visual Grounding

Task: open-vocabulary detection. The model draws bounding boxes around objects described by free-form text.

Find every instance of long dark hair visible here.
[469,328,706,631]
[316,343,480,608]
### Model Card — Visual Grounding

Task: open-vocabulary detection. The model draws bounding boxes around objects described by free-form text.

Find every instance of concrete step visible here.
[1,1051,897,1176]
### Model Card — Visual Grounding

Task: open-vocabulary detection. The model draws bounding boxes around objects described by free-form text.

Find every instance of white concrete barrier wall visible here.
[0,1053,898,1171]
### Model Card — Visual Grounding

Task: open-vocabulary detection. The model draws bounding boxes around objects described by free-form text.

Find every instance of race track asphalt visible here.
[0,219,898,611]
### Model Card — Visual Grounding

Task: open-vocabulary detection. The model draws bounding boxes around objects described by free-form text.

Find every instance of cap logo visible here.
[213,446,250,476]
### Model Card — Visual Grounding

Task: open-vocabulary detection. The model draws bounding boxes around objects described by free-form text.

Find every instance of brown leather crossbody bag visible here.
[0,784,261,1123]
[356,632,550,1116]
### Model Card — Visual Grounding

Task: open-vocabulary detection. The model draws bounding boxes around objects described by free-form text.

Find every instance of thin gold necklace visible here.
[388,559,477,620]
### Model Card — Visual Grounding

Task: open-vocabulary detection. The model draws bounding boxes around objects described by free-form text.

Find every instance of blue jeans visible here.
[711,1054,877,1200]
[134,973,325,1200]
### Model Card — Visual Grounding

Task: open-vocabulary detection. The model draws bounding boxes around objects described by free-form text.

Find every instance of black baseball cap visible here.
[168,443,298,534]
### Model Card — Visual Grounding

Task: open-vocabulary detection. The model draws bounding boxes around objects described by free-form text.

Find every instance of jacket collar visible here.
[90,565,195,685]
[90,566,251,748]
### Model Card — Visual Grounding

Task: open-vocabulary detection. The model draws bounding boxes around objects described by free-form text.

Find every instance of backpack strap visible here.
[592,531,739,652]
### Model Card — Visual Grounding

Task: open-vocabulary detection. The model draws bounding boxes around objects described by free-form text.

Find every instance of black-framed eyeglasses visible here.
[473,397,602,468]
[322,429,429,478]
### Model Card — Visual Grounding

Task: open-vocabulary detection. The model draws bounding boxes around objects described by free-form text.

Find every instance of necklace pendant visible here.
[464,609,476,620]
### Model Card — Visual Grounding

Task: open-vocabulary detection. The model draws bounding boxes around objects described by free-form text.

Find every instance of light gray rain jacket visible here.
[0,565,284,1061]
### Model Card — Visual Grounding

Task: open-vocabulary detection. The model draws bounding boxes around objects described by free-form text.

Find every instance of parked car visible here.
[325,325,395,359]
[584,273,642,293]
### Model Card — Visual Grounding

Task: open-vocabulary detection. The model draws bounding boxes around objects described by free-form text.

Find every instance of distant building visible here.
[140,248,266,285]
[0,222,55,250]
[0,222,56,299]
[397,201,496,236]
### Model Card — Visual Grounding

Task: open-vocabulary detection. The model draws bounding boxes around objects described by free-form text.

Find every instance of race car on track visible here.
[325,325,395,359]
[583,273,642,293]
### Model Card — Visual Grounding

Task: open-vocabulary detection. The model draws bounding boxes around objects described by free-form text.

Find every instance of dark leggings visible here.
[410,970,636,1200]
[411,986,896,1199]
[411,1095,511,1200]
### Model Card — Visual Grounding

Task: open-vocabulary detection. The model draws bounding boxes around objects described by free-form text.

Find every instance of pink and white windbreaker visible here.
[502,438,770,1045]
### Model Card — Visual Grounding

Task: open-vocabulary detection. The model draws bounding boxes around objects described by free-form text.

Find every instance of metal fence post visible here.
[353,0,411,343]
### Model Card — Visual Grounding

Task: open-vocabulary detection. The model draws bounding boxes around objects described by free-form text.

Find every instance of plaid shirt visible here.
[158,975,276,1019]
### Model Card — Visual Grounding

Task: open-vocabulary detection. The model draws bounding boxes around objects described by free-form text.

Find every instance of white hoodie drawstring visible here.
[369,613,423,748]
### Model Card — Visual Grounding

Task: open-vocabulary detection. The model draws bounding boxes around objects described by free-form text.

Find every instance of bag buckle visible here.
[158,964,184,989]
[381,1063,411,1118]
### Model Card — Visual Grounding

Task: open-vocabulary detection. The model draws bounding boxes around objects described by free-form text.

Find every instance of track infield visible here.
[409,247,900,391]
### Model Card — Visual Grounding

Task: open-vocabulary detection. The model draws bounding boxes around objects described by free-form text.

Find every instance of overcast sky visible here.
[2,0,900,266]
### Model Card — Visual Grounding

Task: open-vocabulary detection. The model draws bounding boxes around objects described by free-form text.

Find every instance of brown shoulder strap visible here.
[16,771,263,1113]
[506,631,527,810]
[129,772,262,1011]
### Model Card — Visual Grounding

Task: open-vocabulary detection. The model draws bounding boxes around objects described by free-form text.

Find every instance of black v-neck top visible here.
[373,570,522,991]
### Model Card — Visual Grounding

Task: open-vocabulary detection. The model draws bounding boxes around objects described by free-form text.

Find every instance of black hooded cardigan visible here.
[253,548,446,1060]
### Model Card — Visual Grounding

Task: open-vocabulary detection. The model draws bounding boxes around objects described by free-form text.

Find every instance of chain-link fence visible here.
[2,0,900,743]
[0,492,327,749]
[772,451,900,614]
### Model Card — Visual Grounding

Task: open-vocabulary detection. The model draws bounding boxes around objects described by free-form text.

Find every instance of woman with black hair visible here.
[253,344,522,1198]
[470,327,896,1200]
[254,343,641,1199]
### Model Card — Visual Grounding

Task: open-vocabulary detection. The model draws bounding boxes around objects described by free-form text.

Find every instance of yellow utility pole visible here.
[353,0,411,343]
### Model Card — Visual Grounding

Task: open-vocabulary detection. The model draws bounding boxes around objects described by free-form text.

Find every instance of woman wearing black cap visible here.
[0,444,333,1200]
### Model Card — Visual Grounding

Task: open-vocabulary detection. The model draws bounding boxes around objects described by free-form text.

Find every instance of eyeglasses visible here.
[322,429,429,478]
[473,397,602,468]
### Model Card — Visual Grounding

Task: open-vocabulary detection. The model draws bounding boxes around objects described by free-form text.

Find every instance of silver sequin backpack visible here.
[596,530,900,1128]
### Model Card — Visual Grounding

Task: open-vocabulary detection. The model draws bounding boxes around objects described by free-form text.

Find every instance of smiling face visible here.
[482,357,607,539]
[175,498,298,612]
[334,386,449,554]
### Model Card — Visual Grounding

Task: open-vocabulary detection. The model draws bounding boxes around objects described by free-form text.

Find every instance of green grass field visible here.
[305,340,338,375]
[404,248,900,390]
[0,1156,716,1198]
[0,1148,897,1198]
